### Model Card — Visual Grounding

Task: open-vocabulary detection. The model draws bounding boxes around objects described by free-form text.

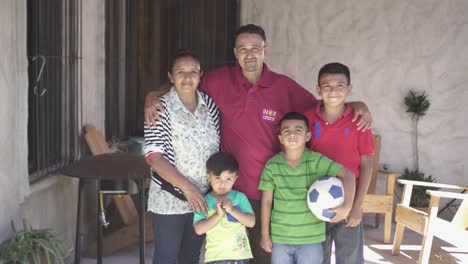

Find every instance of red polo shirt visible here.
[200,64,317,200]
[304,101,374,181]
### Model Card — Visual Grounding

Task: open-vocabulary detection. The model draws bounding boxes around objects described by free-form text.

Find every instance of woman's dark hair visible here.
[169,49,201,72]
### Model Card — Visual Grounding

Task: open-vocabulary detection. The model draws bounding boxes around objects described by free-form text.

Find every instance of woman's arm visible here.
[194,201,224,235]
[147,154,207,214]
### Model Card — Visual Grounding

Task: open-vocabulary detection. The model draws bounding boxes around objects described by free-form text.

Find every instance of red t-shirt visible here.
[200,64,317,200]
[304,101,374,182]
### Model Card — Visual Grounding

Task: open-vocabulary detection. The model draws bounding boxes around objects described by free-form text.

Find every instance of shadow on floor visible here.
[80,220,468,264]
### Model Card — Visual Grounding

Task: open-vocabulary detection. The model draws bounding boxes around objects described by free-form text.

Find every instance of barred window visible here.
[27,0,82,182]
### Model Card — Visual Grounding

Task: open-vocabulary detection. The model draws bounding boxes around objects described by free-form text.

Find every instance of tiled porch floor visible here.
[80,220,467,263]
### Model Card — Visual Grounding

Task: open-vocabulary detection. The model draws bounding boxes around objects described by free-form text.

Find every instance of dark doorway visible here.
[106,0,239,140]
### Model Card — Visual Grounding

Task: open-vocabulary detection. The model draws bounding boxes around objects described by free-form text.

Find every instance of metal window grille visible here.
[27,0,82,182]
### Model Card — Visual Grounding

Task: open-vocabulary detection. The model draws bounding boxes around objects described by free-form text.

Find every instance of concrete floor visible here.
[80,220,468,264]
[361,222,466,264]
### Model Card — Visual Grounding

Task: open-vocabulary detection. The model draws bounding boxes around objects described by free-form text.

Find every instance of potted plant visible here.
[0,219,66,264]
[404,89,430,170]
[399,168,438,207]
[400,90,437,208]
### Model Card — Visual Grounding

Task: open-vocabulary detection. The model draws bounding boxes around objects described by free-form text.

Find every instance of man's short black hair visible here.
[206,152,239,176]
[279,112,309,130]
[318,62,351,85]
[235,24,266,42]
[169,49,201,72]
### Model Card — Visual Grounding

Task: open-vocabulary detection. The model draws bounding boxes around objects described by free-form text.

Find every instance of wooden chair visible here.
[83,124,153,256]
[362,134,401,243]
[392,180,468,263]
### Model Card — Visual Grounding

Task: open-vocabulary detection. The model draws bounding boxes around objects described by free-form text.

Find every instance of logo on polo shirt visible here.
[313,122,321,139]
[262,108,277,122]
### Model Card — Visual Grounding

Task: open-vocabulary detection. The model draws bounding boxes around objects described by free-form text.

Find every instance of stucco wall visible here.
[82,0,106,130]
[0,1,106,258]
[241,0,468,187]
[0,0,29,240]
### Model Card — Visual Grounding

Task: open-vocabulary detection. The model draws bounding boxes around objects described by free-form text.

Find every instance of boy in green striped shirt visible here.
[258,112,356,264]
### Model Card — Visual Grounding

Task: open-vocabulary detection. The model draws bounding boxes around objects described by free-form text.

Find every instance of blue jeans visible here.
[271,243,323,264]
[322,221,364,264]
[151,212,204,264]
[206,260,249,264]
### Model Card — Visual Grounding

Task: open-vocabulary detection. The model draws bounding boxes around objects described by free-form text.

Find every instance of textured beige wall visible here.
[82,0,106,130]
[0,0,29,240]
[241,0,468,186]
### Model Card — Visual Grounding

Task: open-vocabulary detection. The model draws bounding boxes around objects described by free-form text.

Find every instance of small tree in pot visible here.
[400,90,437,207]
[404,90,430,170]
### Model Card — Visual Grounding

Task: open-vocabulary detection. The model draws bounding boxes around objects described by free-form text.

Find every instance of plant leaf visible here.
[31,247,40,264]
[399,168,438,207]
[404,90,430,120]
[1,221,66,264]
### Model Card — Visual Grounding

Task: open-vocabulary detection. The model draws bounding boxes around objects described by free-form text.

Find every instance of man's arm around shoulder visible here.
[144,82,171,125]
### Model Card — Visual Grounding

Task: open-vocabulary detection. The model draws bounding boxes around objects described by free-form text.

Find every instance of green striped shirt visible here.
[258,149,341,245]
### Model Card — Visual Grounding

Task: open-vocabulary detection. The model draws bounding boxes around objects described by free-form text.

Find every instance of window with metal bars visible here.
[27,0,82,182]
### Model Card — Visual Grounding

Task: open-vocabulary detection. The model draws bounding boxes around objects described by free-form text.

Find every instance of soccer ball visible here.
[307,176,345,222]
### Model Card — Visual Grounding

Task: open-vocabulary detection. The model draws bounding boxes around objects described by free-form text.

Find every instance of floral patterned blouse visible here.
[144,88,220,214]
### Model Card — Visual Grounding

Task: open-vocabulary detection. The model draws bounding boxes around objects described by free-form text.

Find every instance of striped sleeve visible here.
[143,96,185,200]
[200,91,221,137]
[143,96,175,166]
[314,154,342,177]
[258,160,276,191]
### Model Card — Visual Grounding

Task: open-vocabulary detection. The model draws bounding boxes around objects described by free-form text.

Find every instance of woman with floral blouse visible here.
[144,50,220,264]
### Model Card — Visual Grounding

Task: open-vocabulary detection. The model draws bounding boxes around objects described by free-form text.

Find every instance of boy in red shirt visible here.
[304,62,374,264]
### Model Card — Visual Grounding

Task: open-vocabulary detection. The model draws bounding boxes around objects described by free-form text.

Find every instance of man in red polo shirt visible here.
[145,24,372,263]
